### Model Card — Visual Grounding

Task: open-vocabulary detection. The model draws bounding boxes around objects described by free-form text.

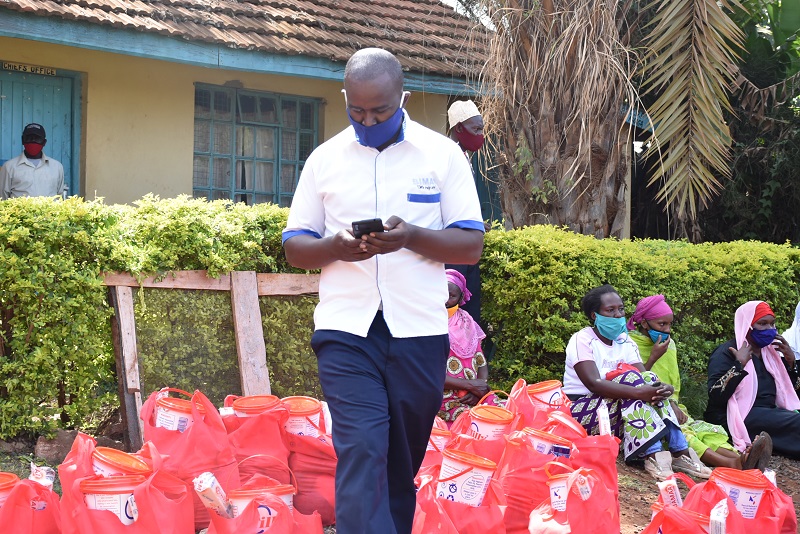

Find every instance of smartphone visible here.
[651,381,662,388]
[352,218,385,238]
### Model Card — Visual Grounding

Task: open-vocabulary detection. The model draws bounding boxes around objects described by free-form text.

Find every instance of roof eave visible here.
[0,8,479,96]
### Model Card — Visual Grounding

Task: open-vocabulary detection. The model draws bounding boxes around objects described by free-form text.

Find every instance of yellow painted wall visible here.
[0,37,450,204]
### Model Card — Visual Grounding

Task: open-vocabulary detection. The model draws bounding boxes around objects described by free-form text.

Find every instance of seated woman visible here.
[438,269,497,426]
[628,294,771,470]
[564,285,711,481]
[705,301,800,459]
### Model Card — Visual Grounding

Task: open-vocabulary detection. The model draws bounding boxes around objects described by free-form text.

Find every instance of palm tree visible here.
[474,0,758,240]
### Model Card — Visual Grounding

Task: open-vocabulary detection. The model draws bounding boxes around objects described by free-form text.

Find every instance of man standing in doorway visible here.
[283,49,484,533]
[446,100,486,326]
[0,123,66,200]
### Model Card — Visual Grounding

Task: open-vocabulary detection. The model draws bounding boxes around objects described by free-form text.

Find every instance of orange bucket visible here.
[427,427,452,452]
[710,467,770,519]
[0,472,20,508]
[281,396,323,437]
[92,447,152,477]
[469,404,514,440]
[523,428,572,458]
[80,475,146,525]
[438,449,497,507]
[232,395,281,418]
[154,390,205,433]
[527,380,565,408]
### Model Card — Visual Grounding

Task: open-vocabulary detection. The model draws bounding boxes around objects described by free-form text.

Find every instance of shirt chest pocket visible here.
[404,183,442,227]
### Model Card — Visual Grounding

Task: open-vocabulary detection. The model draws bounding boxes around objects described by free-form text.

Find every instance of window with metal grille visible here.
[192,84,320,206]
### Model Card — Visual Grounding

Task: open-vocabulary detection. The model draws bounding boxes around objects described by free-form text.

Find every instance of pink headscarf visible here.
[445,269,484,359]
[445,269,472,305]
[627,294,674,330]
[727,301,800,451]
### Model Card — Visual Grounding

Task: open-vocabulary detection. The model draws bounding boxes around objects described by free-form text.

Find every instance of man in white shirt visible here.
[0,123,66,200]
[283,48,484,534]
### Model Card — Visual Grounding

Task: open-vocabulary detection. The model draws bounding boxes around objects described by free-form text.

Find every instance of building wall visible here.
[0,37,450,204]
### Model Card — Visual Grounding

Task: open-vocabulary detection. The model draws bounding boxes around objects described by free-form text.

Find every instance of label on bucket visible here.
[84,492,138,525]
[437,461,492,507]
[155,407,193,433]
[469,419,509,441]
[549,478,568,511]
[427,434,448,452]
[714,479,763,519]
[284,414,320,438]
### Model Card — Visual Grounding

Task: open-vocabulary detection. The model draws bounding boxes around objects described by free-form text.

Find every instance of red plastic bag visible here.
[207,492,294,534]
[541,411,588,441]
[285,433,336,526]
[683,469,795,534]
[440,477,507,534]
[222,395,291,469]
[0,479,61,534]
[605,363,640,381]
[61,470,193,534]
[495,432,563,534]
[569,434,620,511]
[141,388,239,530]
[412,473,459,534]
[506,379,571,431]
[528,463,619,534]
[641,504,708,534]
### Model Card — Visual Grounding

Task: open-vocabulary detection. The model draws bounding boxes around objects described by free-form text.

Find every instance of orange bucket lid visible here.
[430,427,452,438]
[470,404,513,424]
[229,484,295,499]
[232,395,281,414]
[442,448,497,470]
[93,447,152,475]
[80,475,146,494]
[522,428,573,447]
[281,396,321,416]
[0,472,19,491]
[711,467,771,488]
[527,380,563,394]
[156,396,204,415]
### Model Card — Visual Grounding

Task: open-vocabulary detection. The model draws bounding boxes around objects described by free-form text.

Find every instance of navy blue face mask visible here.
[345,91,407,148]
[750,327,777,348]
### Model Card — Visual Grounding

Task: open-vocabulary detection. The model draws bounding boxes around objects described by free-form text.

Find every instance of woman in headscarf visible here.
[629,295,771,470]
[705,301,800,459]
[438,269,498,426]
[564,285,710,481]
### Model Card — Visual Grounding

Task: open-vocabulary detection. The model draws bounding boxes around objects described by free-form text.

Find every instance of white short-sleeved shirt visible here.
[283,112,484,338]
[562,327,643,396]
[0,152,66,200]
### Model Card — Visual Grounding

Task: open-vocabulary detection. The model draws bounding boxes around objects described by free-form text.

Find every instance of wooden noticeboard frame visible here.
[104,270,319,451]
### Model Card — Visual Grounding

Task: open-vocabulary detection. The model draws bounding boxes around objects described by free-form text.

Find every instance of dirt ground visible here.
[618,454,800,533]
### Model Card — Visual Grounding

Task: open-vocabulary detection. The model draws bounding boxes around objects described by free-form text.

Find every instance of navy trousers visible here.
[311,311,448,534]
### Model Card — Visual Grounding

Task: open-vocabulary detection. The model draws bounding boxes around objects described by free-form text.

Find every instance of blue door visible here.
[0,68,79,195]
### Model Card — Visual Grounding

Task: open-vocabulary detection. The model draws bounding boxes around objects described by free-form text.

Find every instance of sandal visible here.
[742,431,772,471]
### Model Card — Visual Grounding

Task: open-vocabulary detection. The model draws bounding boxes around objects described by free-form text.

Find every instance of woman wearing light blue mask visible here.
[629,295,766,472]
[563,285,711,480]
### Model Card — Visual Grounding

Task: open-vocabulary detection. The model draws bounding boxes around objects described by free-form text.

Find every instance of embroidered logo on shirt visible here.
[408,177,440,202]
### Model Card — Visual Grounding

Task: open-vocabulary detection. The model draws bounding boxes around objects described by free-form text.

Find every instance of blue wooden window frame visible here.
[192,84,319,206]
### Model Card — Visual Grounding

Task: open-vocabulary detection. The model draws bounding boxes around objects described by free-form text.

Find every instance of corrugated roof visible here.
[1,0,485,77]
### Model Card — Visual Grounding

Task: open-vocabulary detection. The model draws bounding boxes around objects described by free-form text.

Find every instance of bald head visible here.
[344,48,404,94]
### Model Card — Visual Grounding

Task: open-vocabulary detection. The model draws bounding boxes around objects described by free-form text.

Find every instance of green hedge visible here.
[482,225,800,416]
[1,197,799,439]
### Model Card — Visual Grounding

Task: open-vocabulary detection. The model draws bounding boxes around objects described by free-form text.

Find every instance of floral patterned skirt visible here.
[569,369,677,460]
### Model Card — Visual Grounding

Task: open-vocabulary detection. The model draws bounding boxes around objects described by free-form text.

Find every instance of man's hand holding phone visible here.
[354,216,413,255]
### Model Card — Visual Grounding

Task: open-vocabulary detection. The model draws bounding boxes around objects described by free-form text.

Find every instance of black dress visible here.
[704,340,800,459]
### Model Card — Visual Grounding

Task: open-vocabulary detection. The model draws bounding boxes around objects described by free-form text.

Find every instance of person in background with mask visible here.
[629,295,772,471]
[445,100,486,326]
[705,301,800,459]
[283,48,484,534]
[564,285,710,481]
[0,123,66,200]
